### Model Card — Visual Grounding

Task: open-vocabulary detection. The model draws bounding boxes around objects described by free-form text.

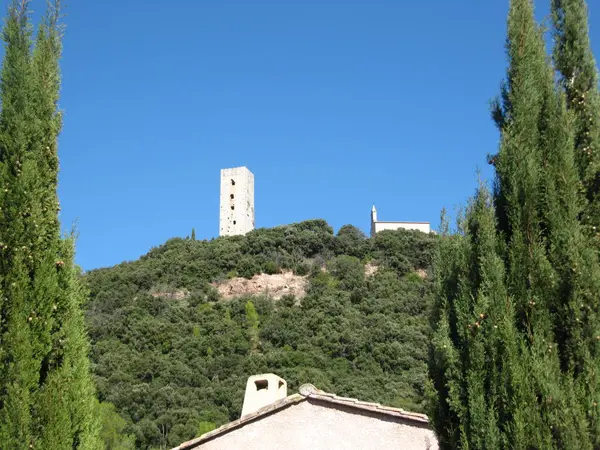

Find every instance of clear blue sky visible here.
[48,0,599,270]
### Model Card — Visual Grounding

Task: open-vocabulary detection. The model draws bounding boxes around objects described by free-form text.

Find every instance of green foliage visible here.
[97,401,136,450]
[335,224,368,259]
[245,301,260,352]
[84,221,437,449]
[197,422,216,437]
[327,255,364,291]
[262,260,279,275]
[552,0,600,242]
[0,1,100,448]
[430,1,600,448]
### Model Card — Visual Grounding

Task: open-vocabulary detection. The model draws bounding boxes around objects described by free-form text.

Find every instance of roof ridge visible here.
[300,388,430,424]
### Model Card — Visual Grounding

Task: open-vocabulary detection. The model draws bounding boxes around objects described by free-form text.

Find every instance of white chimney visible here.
[241,374,287,417]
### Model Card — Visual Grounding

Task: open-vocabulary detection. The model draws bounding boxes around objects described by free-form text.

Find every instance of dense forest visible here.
[84,220,437,449]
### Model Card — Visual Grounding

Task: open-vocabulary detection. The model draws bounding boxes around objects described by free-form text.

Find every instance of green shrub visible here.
[294,262,310,276]
[262,260,279,275]
[327,255,365,291]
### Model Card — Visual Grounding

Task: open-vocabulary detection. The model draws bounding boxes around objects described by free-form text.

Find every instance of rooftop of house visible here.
[172,382,430,450]
[374,221,431,224]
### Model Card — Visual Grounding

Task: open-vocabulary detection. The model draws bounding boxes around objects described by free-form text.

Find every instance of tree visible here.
[429,0,600,447]
[191,228,196,241]
[335,224,368,259]
[429,187,521,449]
[197,421,216,437]
[551,1,600,443]
[0,1,100,448]
[0,2,38,446]
[327,255,364,291]
[96,401,135,450]
[245,300,260,352]
[552,0,600,240]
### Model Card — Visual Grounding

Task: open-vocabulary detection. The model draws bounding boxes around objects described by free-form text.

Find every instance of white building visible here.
[370,205,430,237]
[173,373,438,450]
[220,167,255,237]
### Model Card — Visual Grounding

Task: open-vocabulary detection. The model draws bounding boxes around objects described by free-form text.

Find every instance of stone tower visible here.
[220,166,255,236]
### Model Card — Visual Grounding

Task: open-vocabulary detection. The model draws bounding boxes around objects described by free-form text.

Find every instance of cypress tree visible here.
[0,1,100,448]
[429,192,514,448]
[552,0,600,240]
[429,0,600,447]
[245,300,259,353]
[0,2,39,447]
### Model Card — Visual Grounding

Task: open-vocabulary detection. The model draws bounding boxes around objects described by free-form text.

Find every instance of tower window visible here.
[230,194,234,200]
[231,205,235,210]
[231,179,236,186]
[233,220,237,225]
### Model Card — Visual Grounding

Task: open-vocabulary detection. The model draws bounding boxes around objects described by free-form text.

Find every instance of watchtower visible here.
[220,167,255,236]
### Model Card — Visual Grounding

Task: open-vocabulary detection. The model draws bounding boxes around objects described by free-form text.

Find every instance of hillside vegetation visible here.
[84,220,437,449]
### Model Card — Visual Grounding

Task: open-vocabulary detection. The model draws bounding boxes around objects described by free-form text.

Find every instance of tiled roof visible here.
[172,384,430,450]
[299,383,430,425]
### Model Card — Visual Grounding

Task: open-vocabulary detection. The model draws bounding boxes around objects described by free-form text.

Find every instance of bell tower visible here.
[370,204,378,238]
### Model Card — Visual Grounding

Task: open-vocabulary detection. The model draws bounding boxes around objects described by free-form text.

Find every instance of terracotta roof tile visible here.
[297,383,429,424]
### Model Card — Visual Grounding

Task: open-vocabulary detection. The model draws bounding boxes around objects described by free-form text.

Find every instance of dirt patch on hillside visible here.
[151,288,190,300]
[214,271,308,300]
[415,269,428,279]
[365,262,379,277]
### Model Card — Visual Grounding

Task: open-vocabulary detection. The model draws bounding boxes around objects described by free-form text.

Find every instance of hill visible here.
[84,220,437,449]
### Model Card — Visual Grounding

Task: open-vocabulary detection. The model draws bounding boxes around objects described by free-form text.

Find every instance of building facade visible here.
[173,374,438,450]
[370,205,430,237]
[219,167,255,237]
